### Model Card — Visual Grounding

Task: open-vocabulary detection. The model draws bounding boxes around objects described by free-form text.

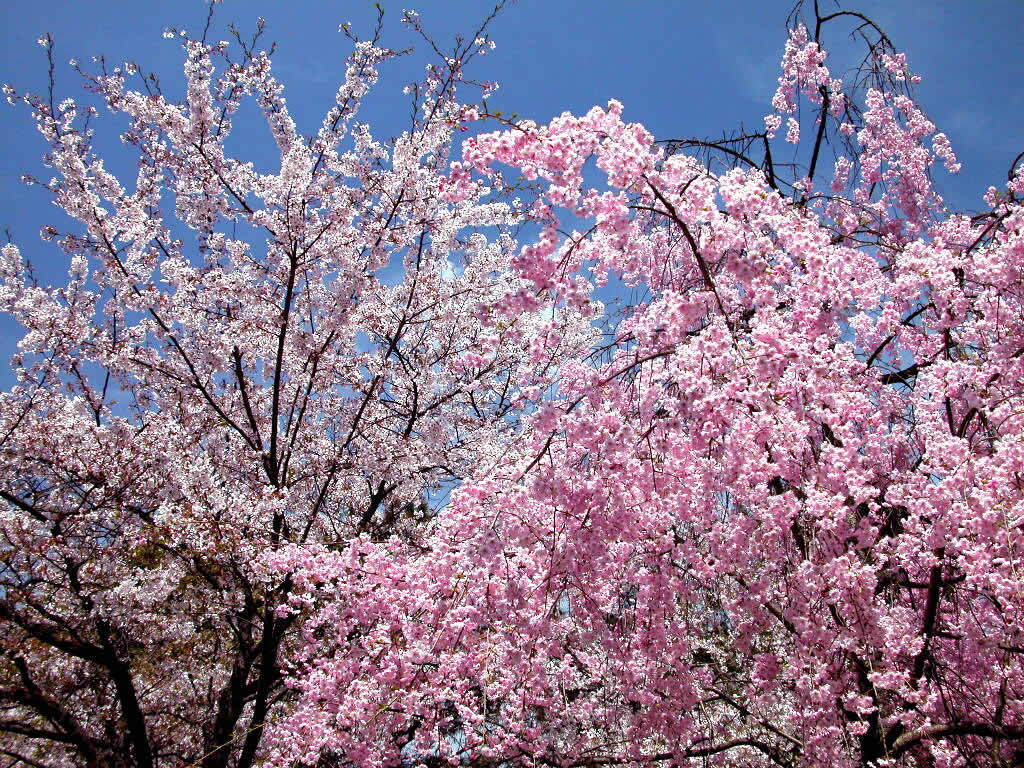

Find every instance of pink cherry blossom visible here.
[1,5,1022,768]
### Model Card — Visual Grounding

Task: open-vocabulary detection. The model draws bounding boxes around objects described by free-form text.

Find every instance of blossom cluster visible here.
[0,12,1021,768]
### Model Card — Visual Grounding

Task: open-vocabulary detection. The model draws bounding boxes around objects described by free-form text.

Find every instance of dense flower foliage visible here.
[1,4,1022,767]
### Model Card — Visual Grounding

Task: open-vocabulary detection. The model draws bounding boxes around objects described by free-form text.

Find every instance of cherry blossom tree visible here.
[0,6,572,766]
[1,2,1022,767]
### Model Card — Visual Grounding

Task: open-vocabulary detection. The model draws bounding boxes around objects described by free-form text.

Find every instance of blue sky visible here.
[0,0,1021,372]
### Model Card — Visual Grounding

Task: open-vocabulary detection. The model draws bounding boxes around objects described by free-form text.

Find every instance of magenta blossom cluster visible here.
[0,8,1021,768]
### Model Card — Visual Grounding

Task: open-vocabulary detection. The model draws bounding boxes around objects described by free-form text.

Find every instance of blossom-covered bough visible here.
[1,1,1022,766]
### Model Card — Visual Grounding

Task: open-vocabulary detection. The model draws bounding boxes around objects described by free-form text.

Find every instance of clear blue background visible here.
[1,0,1021,374]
